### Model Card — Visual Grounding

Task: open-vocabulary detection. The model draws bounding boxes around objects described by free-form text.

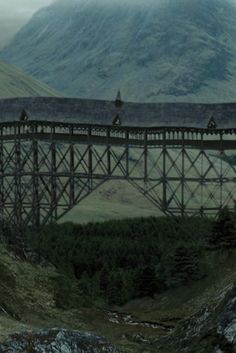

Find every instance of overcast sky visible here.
[0,0,54,18]
[0,0,56,49]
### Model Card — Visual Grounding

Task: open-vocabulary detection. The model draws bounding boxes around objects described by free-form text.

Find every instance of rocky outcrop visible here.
[128,285,236,353]
[215,287,236,353]
[0,329,121,353]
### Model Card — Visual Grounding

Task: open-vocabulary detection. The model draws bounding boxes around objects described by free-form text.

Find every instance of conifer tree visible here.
[212,207,236,248]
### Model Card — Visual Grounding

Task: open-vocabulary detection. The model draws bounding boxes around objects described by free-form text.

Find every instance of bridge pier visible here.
[33,140,40,228]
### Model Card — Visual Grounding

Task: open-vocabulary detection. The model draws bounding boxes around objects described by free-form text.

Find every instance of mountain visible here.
[0,60,61,98]
[1,0,236,102]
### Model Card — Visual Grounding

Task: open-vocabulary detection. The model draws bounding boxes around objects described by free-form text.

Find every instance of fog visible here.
[0,0,54,18]
[0,0,236,19]
[0,0,55,49]
[0,0,188,44]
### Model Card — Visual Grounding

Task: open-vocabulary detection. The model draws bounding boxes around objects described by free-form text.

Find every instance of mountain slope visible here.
[1,0,236,102]
[0,60,61,98]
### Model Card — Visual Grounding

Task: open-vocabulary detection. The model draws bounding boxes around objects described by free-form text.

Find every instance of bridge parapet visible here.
[0,121,236,150]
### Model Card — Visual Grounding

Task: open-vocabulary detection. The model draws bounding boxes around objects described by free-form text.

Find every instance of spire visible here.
[112,114,122,126]
[116,89,121,101]
[207,116,217,129]
[115,89,123,108]
[19,109,29,122]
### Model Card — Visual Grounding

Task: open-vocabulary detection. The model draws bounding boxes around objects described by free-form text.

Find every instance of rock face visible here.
[2,0,236,103]
[0,329,121,353]
[215,287,236,352]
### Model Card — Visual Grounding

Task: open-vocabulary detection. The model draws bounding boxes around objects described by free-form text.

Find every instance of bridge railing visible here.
[0,121,236,148]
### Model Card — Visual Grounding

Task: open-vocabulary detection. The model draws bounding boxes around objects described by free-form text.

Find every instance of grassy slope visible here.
[0,60,61,98]
[0,242,235,352]
[61,180,162,224]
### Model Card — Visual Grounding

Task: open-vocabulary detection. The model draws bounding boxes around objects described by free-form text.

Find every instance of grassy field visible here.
[61,180,161,224]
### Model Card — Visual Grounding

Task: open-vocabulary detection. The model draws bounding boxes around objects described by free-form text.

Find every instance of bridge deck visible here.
[1,121,236,150]
[1,133,236,150]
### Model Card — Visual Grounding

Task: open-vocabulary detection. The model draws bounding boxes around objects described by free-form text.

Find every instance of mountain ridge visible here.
[2,0,236,102]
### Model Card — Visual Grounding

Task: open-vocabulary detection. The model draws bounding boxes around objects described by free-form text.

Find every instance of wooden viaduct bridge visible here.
[0,119,236,228]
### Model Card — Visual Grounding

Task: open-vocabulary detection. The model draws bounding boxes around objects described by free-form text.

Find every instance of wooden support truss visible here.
[0,121,235,228]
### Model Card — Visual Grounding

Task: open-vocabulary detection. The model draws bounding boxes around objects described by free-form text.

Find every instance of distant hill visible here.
[2,0,236,102]
[0,60,61,98]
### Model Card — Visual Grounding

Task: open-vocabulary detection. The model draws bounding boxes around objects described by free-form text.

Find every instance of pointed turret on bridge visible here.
[114,89,123,108]
[19,109,29,122]
[113,90,123,125]
[112,114,122,126]
[207,116,217,129]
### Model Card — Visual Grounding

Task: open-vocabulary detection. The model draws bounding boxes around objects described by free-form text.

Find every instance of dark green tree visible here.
[211,207,236,248]
[156,245,204,288]
[135,266,159,298]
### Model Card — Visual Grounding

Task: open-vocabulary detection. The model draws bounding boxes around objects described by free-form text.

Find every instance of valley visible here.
[0,215,236,352]
[0,0,236,352]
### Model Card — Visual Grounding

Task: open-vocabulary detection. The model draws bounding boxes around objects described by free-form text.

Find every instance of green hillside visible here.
[0,213,236,352]
[0,60,61,98]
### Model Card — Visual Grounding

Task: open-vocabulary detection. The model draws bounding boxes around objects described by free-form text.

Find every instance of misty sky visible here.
[1,0,236,18]
[0,0,54,18]
[0,0,55,49]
